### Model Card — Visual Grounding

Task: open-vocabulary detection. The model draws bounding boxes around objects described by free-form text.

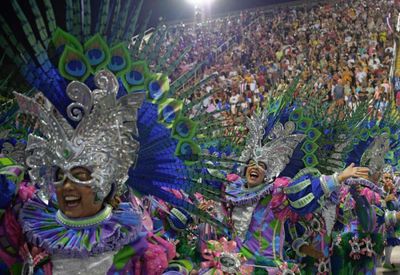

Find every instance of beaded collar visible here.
[55,204,113,228]
[20,195,142,257]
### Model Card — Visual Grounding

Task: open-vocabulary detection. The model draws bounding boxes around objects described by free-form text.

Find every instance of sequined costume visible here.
[224,173,340,273]
[0,74,178,274]
[288,117,400,275]
[195,95,370,274]
[0,1,231,274]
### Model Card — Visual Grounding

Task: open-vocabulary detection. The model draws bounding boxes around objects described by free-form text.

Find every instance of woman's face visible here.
[382,172,394,192]
[245,160,267,188]
[55,167,102,218]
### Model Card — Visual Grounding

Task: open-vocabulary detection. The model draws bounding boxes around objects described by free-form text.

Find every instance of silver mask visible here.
[13,70,145,201]
[239,110,305,183]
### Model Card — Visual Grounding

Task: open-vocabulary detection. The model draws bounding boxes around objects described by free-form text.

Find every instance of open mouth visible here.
[248,169,260,180]
[63,195,81,208]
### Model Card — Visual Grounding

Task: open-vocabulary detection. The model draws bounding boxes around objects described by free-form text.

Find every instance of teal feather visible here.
[0,15,49,84]
[115,0,134,41]
[130,10,152,58]
[82,0,91,40]
[172,118,197,140]
[72,0,82,40]
[107,43,131,76]
[301,141,318,154]
[302,154,319,167]
[305,128,321,142]
[43,0,57,33]
[109,0,122,44]
[290,108,303,122]
[65,0,74,32]
[96,0,110,35]
[358,128,370,141]
[141,27,165,61]
[11,1,46,57]
[28,0,50,45]
[84,34,110,72]
[123,0,143,40]
[296,117,313,132]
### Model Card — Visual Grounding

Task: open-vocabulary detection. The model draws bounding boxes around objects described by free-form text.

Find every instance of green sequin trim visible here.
[113,245,136,270]
[289,193,315,209]
[284,179,311,194]
[0,165,24,183]
[56,204,112,228]
[373,205,384,216]
[293,168,321,180]
[0,157,14,167]
[171,208,188,224]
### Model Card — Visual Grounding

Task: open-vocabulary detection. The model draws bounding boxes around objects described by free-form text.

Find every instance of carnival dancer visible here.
[328,133,400,275]
[215,108,370,274]
[0,0,240,273]
[0,71,182,274]
[381,165,400,270]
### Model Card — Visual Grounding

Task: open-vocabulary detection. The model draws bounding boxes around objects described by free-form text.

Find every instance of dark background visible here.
[1,0,297,33]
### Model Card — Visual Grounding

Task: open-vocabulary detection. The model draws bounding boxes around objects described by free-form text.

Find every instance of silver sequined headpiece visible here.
[383,164,394,175]
[239,110,305,183]
[360,133,390,176]
[14,70,145,201]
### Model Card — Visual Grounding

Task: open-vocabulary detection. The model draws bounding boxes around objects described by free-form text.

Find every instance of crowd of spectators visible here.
[156,0,398,122]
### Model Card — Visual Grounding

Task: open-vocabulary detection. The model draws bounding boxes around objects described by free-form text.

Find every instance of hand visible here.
[299,244,324,259]
[338,163,370,183]
[386,194,396,202]
[198,200,216,214]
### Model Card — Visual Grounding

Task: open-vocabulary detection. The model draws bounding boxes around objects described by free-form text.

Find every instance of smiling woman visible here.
[244,160,267,188]
[55,166,103,218]
[220,110,372,274]
[0,70,179,275]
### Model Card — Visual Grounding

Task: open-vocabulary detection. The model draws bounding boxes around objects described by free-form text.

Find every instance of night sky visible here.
[0,0,297,34]
[142,0,296,26]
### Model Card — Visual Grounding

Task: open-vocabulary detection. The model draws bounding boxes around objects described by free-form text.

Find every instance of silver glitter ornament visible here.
[14,70,145,202]
[239,110,305,183]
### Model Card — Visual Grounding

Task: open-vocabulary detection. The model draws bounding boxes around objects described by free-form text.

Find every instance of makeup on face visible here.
[55,167,103,218]
[245,160,267,188]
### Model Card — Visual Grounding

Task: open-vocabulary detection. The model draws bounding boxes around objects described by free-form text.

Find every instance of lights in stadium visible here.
[186,0,215,7]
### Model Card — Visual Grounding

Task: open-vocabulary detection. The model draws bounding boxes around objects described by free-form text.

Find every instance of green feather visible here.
[28,0,50,45]
[97,0,110,35]
[72,0,82,40]
[123,0,143,40]
[82,0,91,40]
[43,0,57,33]
[65,0,74,32]
[109,0,122,44]
[130,10,152,58]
